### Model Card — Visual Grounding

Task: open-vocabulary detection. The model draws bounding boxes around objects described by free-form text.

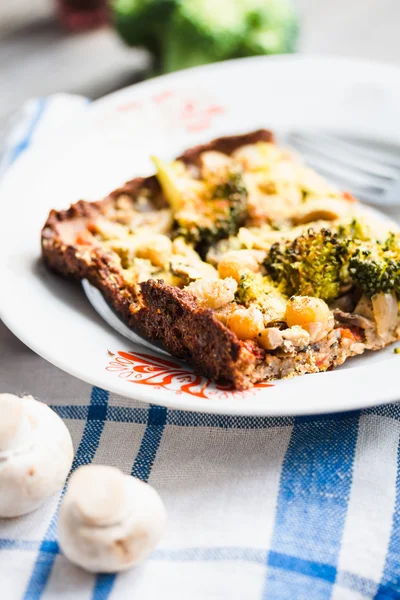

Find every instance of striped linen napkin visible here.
[1,95,400,600]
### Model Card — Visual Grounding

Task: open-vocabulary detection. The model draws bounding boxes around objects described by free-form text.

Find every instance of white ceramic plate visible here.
[1,55,400,416]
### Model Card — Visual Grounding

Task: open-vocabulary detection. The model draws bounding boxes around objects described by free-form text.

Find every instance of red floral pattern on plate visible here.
[106,351,271,400]
[117,89,225,134]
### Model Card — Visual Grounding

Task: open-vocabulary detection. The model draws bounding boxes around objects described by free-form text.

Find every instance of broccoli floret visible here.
[264,224,400,302]
[162,0,299,72]
[264,228,351,302]
[175,168,249,251]
[235,273,287,322]
[236,273,274,305]
[348,233,400,297]
[348,252,396,297]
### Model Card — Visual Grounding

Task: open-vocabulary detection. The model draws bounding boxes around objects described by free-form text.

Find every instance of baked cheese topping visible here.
[75,141,400,353]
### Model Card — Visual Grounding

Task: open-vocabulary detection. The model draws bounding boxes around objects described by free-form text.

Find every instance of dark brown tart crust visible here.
[41,129,373,389]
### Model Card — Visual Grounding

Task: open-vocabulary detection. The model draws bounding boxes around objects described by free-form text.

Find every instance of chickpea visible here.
[185,278,237,309]
[227,307,264,340]
[285,296,330,342]
[218,250,260,283]
[136,234,172,268]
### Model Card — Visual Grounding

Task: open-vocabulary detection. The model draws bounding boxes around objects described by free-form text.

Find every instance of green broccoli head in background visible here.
[112,0,299,73]
[237,0,300,57]
[112,0,177,56]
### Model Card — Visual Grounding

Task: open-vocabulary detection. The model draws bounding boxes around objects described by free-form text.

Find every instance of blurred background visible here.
[1,0,400,132]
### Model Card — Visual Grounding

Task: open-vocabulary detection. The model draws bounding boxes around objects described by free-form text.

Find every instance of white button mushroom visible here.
[0,393,74,518]
[58,465,167,573]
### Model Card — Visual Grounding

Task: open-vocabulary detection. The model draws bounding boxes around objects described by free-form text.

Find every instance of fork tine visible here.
[380,177,400,206]
[303,159,396,206]
[291,131,400,169]
[346,188,394,206]
[322,132,400,169]
[82,279,171,356]
[296,152,391,192]
[289,132,400,181]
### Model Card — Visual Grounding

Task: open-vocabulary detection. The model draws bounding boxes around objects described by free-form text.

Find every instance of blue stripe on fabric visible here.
[46,400,400,430]
[375,584,400,599]
[0,539,40,551]
[268,551,336,583]
[262,413,359,600]
[166,411,293,429]
[50,405,89,420]
[92,404,168,600]
[23,387,110,600]
[364,404,400,421]
[296,411,360,424]
[8,98,47,165]
[50,403,292,429]
[375,429,400,599]
[92,574,117,600]
[50,405,148,424]
[132,404,168,481]
[107,405,148,424]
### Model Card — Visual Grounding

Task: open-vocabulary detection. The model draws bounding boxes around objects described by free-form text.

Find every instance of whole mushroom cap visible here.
[58,465,167,573]
[0,393,74,518]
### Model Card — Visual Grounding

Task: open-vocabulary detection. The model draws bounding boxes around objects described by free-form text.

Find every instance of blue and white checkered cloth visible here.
[1,95,400,600]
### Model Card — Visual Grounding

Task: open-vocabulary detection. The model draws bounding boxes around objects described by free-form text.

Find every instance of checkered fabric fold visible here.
[1,96,400,600]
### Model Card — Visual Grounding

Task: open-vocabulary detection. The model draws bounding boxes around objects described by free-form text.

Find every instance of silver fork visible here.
[287,131,400,207]
[82,279,170,356]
